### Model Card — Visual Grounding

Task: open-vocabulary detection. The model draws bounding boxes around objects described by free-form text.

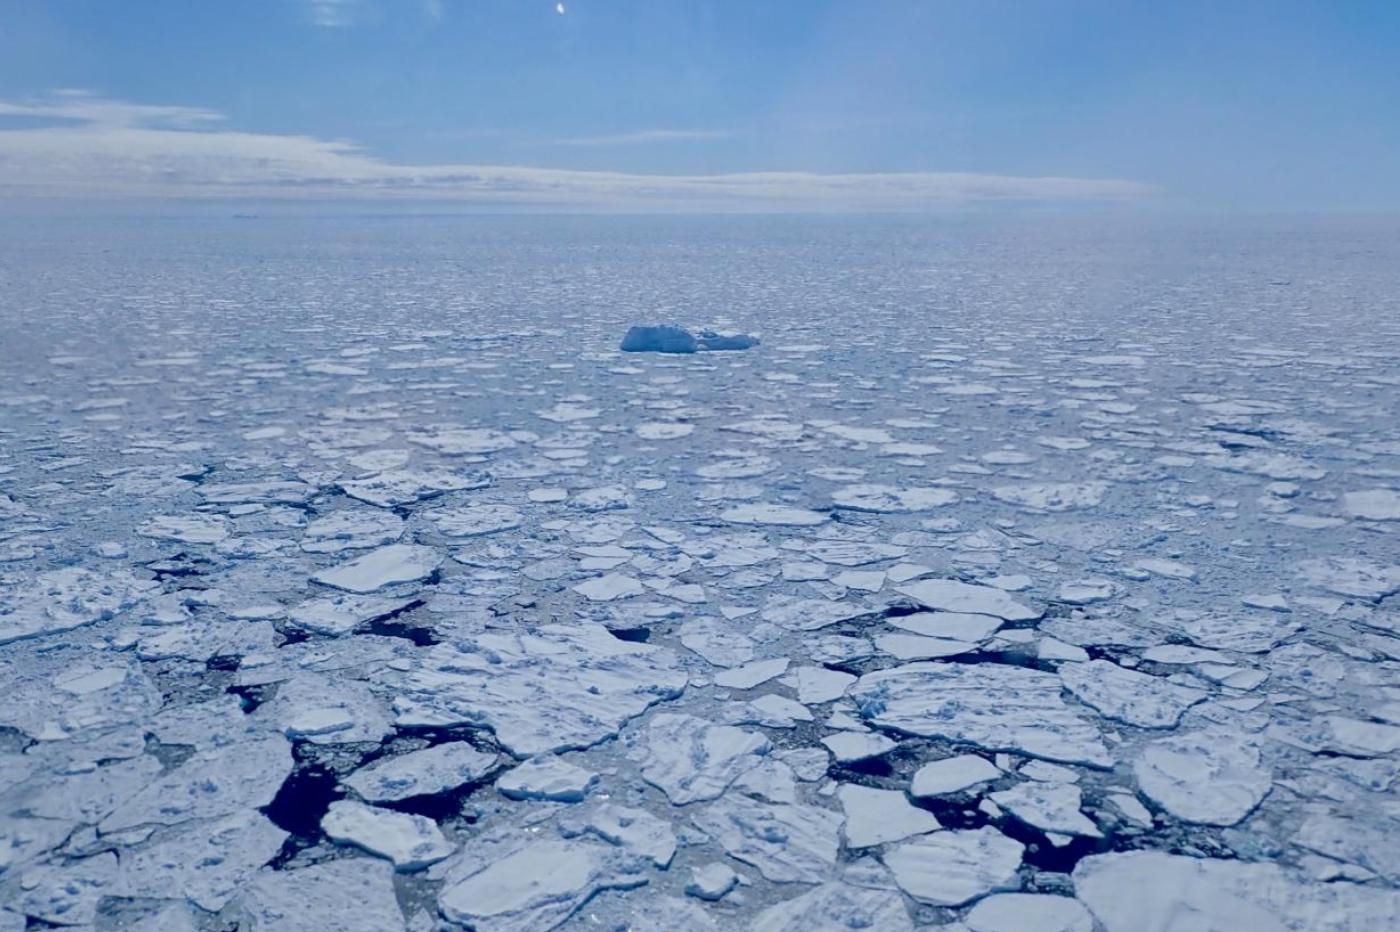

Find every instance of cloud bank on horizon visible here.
[0,91,1153,209]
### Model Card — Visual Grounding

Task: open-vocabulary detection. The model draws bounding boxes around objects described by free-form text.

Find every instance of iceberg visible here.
[620,323,759,353]
[620,323,699,354]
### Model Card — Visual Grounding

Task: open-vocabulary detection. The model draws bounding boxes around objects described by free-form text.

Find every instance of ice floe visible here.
[852,662,1112,766]
[837,784,940,847]
[882,827,1024,906]
[344,741,497,802]
[1133,730,1272,825]
[894,579,1041,621]
[1059,659,1208,729]
[394,624,687,756]
[311,543,442,593]
[691,793,842,883]
[438,839,648,930]
[753,883,914,932]
[911,754,1002,797]
[1074,850,1400,931]
[964,893,1094,932]
[321,799,455,870]
[629,713,770,804]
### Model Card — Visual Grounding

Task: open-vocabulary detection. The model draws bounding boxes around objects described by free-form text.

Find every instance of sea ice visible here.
[881,827,1023,906]
[894,579,1040,621]
[991,482,1108,512]
[831,483,958,513]
[496,754,598,802]
[1133,730,1271,825]
[339,468,486,508]
[286,592,417,636]
[761,595,877,631]
[965,893,1094,932]
[837,784,940,847]
[752,883,913,932]
[344,742,498,802]
[1059,659,1208,729]
[311,543,442,593]
[1342,488,1400,520]
[1298,557,1400,601]
[1074,850,1400,932]
[300,509,404,553]
[910,754,1002,797]
[720,503,830,526]
[437,839,649,931]
[234,858,407,932]
[685,862,739,901]
[629,713,770,804]
[690,793,842,883]
[393,624,688,755]
[111,811,287,911]
[406,426,516,455]
[989,781,1101,837]
[0,567,154,646]
[100,735,291,832]
[560,803,677,867]
[888,610,1002,641]
[572,572,645,601]
[7,209,1397,929]
[821,731,897,762]
[321,799,455,870]
[138,513,231,544]
[851,662,1111,766]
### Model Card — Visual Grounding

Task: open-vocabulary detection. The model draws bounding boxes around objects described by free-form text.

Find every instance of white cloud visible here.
[0,89,223,129]
[0,92,1155,208]
[305,0,362,28]
[556,129,735,147]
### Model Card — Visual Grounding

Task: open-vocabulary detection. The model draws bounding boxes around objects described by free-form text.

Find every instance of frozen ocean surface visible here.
[1,212,1398,930]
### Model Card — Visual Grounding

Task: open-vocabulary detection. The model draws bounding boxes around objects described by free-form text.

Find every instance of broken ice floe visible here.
[850,662,1112,767]
[311,543,442,593]
[1074,850,1400,931]
[882,828,1024,906]
[690,793,842,883]
[1133,730,1272,826]
[343,742,497,802]
[392,624,687,756]
[4,217,1398,930]
[438,839,648,930]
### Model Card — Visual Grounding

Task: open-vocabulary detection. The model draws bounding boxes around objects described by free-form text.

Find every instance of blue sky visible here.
[1,1,1398,208]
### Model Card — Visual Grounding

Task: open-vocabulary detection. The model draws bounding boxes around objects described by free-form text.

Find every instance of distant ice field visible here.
[0,213,1398,930]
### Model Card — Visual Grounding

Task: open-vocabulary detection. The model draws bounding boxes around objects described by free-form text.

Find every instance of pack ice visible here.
[2,215,1397,930]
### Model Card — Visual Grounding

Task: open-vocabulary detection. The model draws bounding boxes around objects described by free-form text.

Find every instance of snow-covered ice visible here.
[1133,730,1272,825]
[628,713,770,804]
[439,839,648,931]
[3,214,1397,929]
[321,799,455,870]
[392,624,687,755]
[690,792,842,883]
[882,827,1024,906]
[837,783,940,847]
[851,662,1112,766]
[311,543,442,593]
[495,754,599,802]
[343,741,497,802]
[911,754,1002,797]
[894,578,1040,621]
